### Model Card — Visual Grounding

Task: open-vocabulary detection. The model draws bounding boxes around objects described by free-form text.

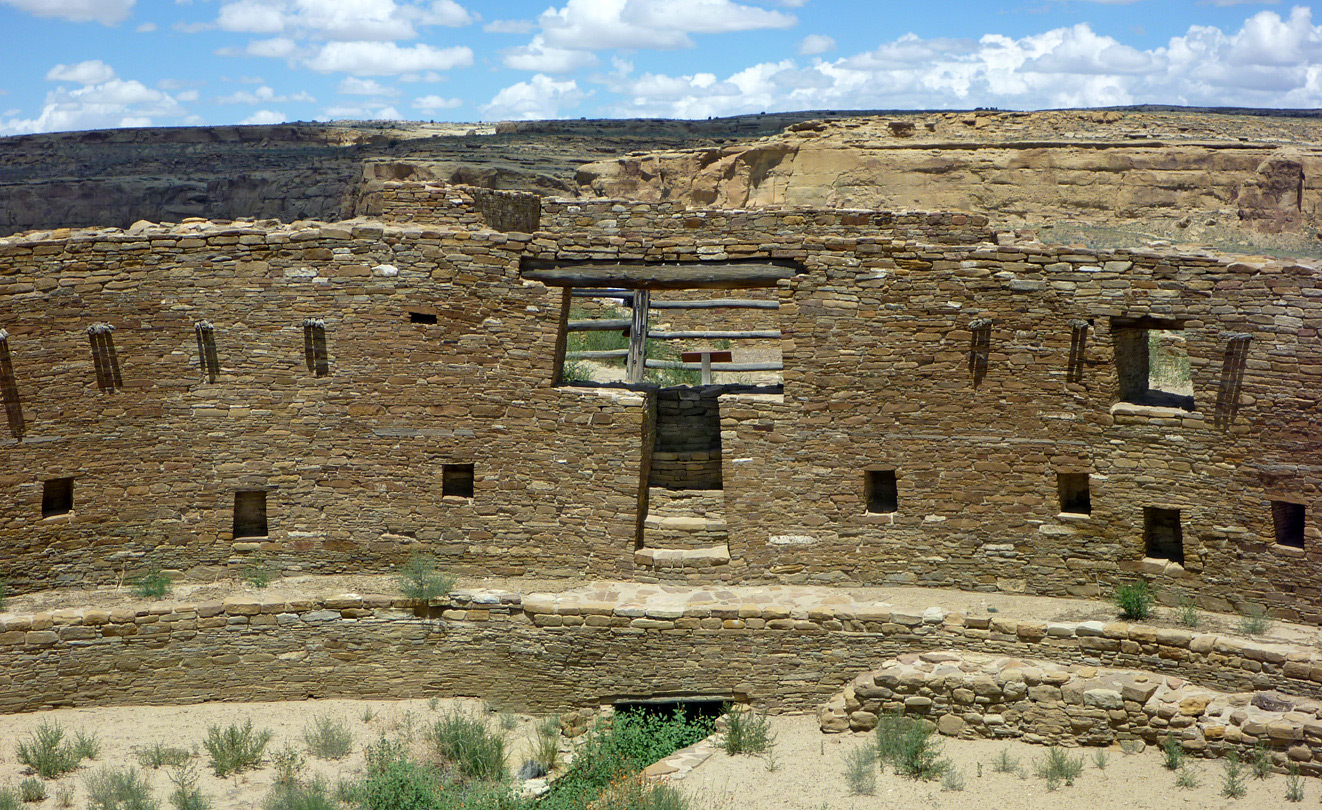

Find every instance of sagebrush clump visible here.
[303,717,353,761]
[396,554,455,604]
[874,712,949,780]
[1114,580,1154,620]
[84,767,157,810]
[719,707,774,756]
[16,723,97,780]
[203,721,272,777]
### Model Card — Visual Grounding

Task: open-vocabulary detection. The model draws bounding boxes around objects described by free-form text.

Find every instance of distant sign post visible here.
[681,350,732,385]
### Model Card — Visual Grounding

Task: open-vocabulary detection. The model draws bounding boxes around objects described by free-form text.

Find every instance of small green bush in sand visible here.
[84,767,157,810]
[718,707,773,756]
[425,713,506,783]
[1114,580,1154,620]
[842,744,876,795]
[303,717,353,761]
[874,713,950,781]
[396,555,455,604]
[16,723,96,779]
[203,720,272,777]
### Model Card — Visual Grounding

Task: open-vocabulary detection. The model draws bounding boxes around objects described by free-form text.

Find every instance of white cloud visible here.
[0,78,187,136]
[413,94,462,113]
[46,60,116,85]
[320,104,402,119]
[338,76,400,96]
[216,0,475,42]
[483,73,585,119]
[537,0,795,50]
[176,90,200,102]
[307,41,473,75]
[246,37,299,58]
[136,21,156,32]
[503,36,599,72]
[0,0,134,25]
[216,85,314,104]
[240,109,286,124]
[798,34,835,56]
[485,18,534,34]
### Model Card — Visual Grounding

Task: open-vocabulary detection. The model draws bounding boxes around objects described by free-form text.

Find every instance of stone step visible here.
[635,545,730,568]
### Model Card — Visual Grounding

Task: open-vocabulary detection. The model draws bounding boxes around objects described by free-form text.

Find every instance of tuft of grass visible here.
[302,717,352,761]
[16,722,92,779]
[719,707,774,756]
[990,748,1020,774]
[1175,763,1200,789]
[1177,598,1202,628]
[0,580,7,611]
[360,707,376,724]
[1221,752,1247,799]
[589,774,689,810]
[0,787,20,810]
[131,567,171,600]
[137,744,191,770]
[533,717,561,773]
[1092,749,1109,771]
[560,360,594,384]
[842,744,876,796]
[271,746,305,787]
[396,554,455,604]
[54,784,74,809]
[874,712,949,781]
[84,766,157,810]
[202,720,272,777]
[1238,605,1273,637]
[166,764,207,810]
[18,779,46,804]
[241,559,274,589]
[1034,747,1084,788]
[1249,740,1272,779]
[498,712,518,732]
[1285,762,1304,802]
[263,778,336,810]
[1160,736,1185,771]
[425,713,506,782]
[940,767,966,792]
[1114,580,1154,620]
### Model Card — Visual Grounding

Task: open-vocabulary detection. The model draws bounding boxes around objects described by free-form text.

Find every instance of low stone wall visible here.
[4,584,1322,723]
[819,650,1322,773]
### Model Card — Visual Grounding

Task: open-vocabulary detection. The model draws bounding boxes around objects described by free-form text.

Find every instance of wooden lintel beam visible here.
[649,299,779,310]
[523,262,798,289]
[647,330,781,340]
[567,319,632,332]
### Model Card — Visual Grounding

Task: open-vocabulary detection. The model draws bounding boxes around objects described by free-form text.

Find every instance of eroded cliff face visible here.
[576,111,1322,235]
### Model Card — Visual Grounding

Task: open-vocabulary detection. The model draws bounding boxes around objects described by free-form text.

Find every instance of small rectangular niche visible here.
[1144,507,1184,564]
[408,311,438,325]
[1112,317,1194,410]
[87,323,123,392]
[1057,473,1091,515]
[303,318,329,377]
[233,490,268,538]
[442,463,474,499]
[195,321,220,383]
[0,329,23,439]
[865,469,898,514]
[1271,500,1306,549]
[42,477,73,518]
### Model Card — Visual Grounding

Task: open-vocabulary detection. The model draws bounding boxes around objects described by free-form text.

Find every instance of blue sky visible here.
[0,0,1318,135]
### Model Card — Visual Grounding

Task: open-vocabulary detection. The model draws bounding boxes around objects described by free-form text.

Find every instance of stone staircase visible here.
[635,488,730,578]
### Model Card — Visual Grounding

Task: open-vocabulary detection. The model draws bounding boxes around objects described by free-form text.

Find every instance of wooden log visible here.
[570,288,633,299]
[566,350,630,360]
[643,360,783,372]
[522,262,799,289]
[626,289,650,383]
[647,330,781,340]
[649,299,779,310]
[567,319,632,332]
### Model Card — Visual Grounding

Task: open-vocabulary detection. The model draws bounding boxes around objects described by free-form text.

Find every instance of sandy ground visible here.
[0,702,1306,810]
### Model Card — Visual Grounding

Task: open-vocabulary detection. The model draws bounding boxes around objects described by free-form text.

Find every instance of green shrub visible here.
[940,767,966,792]
[264,779,335,810]
[718,707,773,756]
[0,787,19,810]
[132,567,171,599]
[74,731,102,761]
[16,722,88,779]
[1221,752,1247,799]
[396,555,455,604]
[54,784,74,809]
[874,713,949,780]
[1114,580,1154,620]
[1160,736,1185,771]
[18,779,45,804]
[425,713,506,782]
[560,360,593,384]
[166,764,207,810]
[1239,605,1273,637]
[350,738,444,810]
[586,774,688,810]
[1177,598,1202,628]
[271,746,305,786]
[1249,740,1272,779]
[1034,747,1084,789]
[241,560,274,588]
[0,580,7,611]
[85,767,157,810]
[1175,764,1200,789]
[303,716,352,760]
[990,748,1020,774]
[137,744,191,770]
[1092,749,1108,770]
[203,720,272,777]
[533,718,561,772]
[842,744,876,795]
[1285,762,1304,802]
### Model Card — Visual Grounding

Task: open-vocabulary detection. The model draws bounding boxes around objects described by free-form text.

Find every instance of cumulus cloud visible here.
[0,0,134,25]
[485,18,535,34]
[483,73,585,119]
[537,0,795,51]
[413,94,462,113]
[46,60,117,85]
[216,0,475,41]
[798,34,835,56]
[245,37,299,58]
[503,36,599,72]
[215,85,314,104]
[338,76,400,96]
[307,41,473,74]
[0,78,187,135]
[240,109,286,124]
[320,103,402,119]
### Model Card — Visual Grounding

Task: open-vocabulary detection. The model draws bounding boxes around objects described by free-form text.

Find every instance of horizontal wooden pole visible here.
[523,261,799,289]
[647,330,781,340]
[643,360,783,372]
[567,319,632,332]
[566,350,629,360]
[570,288,633,299]
[649,299,779,310]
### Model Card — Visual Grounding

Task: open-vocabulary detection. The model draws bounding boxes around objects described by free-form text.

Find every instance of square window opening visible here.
[1144,507,1184,564]
[409,311,438,325]
[865,470,898,514]
[42,477,73,517]
[443,463,474,499]
[233,490,268,538]
[1112,318,1194,410]
[1272,501,1306,549]
[1058,473,1091,515]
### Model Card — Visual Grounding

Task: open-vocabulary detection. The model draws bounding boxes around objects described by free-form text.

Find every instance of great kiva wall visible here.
[2,159,1321,763]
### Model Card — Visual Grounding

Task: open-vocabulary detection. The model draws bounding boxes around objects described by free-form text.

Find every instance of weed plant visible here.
[1160,736,1185,771]
[1249,741,1272,779]
[360,707,375,724]
[0,580,7,611]
[1034,747,1084,788]
[874,713,949,780]
[16,722,95,779]
[271,746,305,786]
[425,713,506,782]
[203,720,272,777]
[1221,752,1247,799]
[396,554,455,604]
[241,560,273,588]
[1175,764,1200,789]
[1177,598,1202,628]
[588,774,688,810]
[1238,605,1273,636]
[84,767,157,810]
[1285,762,1303,802]
[718,707,773,756]
[302,717,352,760]
[498,712,518,732]
[990,748,1020,774]
[166,764,207,810]
[18,779,45,803]
[532,718,561,773]
[74,731,101,761]
[842,745,876,795]
[1114,580,1154,620]
[940,768,966,792]
[137,745,191,770]
[347,738,443,810]
[1092,749,1108,770]
[264,779,335,810]
[131,567,171,599]
[54,784,74,809]
[0,787,19,810]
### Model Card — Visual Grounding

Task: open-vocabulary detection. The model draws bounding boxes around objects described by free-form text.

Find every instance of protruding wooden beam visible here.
[567,319,632,332]
[649,299,780,310]
[647,330,781,340]
[522,261,800,289]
